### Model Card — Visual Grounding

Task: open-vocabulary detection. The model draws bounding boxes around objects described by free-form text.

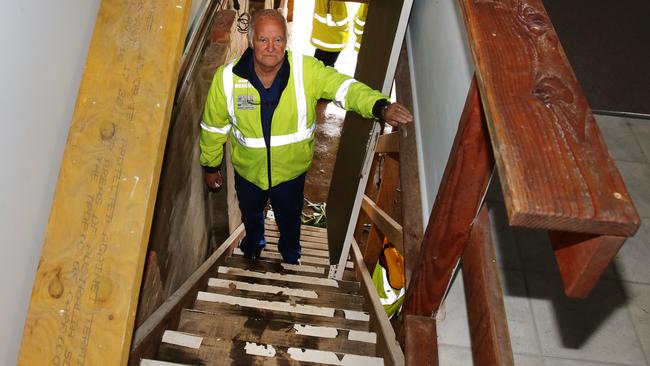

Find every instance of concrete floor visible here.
[438,114,650,365]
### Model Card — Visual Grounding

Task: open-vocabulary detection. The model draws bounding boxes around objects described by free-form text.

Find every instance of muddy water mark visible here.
[305,100,346,205]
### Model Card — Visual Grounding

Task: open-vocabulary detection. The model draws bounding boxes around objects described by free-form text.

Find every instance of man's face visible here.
[251,16,287,71]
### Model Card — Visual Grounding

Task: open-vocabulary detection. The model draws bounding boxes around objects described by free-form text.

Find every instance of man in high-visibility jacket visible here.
[200,9,413,264]
[311,1,367,67]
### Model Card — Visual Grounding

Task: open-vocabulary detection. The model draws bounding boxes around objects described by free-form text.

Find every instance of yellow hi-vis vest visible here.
[311,0,349,52]
[200,50,388,190]
[353,4,367,52]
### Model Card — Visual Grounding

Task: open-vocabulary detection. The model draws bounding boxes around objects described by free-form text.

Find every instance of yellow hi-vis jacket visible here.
[199,50,388,190]
[311,0,350,52]
[353,4,367,52]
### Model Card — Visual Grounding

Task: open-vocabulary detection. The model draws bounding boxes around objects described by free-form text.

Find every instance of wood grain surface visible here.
[549,231,626,298]
[18,1,190,365]
[459,0,640,236]
[394,41,425,289]
[462,205,514,365]
[402,78,494,317]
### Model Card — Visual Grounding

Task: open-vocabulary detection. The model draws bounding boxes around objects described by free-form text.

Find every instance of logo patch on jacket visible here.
[237,95,256,110]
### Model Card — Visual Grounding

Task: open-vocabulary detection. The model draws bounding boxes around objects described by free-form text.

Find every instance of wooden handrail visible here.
[459,0,640,237]
[457,0,640,298]
[129,225,245,365]
[350,239,405,366]
[399,1,642,363]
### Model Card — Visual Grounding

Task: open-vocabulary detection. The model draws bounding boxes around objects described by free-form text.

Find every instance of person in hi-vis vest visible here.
[200,10,413,264]
[311,0,367,67]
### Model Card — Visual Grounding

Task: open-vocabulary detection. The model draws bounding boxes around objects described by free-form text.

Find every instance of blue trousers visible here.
[235,172,305,263]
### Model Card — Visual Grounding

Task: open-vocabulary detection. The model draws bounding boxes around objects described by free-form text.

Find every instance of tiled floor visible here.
[438,114,650,365]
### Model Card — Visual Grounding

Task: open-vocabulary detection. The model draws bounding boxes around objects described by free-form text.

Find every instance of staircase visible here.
[139,219,386,365]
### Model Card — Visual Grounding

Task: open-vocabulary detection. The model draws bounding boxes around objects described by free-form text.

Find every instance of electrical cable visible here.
[233,0,250,34]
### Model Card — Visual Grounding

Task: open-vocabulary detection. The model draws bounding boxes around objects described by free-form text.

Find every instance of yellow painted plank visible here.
[18,0,191,365]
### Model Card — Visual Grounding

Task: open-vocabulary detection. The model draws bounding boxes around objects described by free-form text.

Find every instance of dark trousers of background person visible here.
[314,49,340,68]
[235,172,305,264]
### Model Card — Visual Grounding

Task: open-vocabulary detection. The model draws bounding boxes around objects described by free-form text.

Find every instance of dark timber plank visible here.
[361,195,404,259]
[376,132,400,153]
[264,236,329,251]
[217,270,361,295]
[459,0,640,236]
[157,338,334,366]
[395,41,424,288]
[462,205,514,366]
[402,77,494,317]
[549,231,626,298]
[193,301,371,331]
[351,239,405,365]
[225,256,357,281]
[205,279,367,311]
[178,309,377,356]
[363,153,402,271]
[327,0,410,265]
[400,315,438,366]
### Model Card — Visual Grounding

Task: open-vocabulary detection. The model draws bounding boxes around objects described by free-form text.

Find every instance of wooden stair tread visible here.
[178,309,377,356]
[264,235,329,250]
[195,291,369,321]
[217,266,361,294]
[144,220,387,365]
[225,256,357,281]
[157,336,383,365]
[192,301,371,331]
[232,248,354,269]
[264,243,330,258]
[205,278,367,311]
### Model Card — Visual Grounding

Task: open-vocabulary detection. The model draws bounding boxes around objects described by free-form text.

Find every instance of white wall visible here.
[407,0,474,215]
[0,1,97,362]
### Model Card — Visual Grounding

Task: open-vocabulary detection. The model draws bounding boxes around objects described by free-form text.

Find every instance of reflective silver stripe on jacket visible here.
[221,52,314,149]
[222,61,238,127]
[354,17,365,27]
[200,121,231,134]
[231,124,316,149]
[333,78,356,110]
[310,37,346,50]
[313,13,348,27]
[292,52,308,133]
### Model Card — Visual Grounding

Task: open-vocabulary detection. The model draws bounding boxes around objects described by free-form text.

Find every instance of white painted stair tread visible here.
[218,266,340,288]
[293,324,377,344]
[140,359,196,366]
[208,277,319,299]
[197,291,369,321]
[242,342,384,365]
[161,330,203,349]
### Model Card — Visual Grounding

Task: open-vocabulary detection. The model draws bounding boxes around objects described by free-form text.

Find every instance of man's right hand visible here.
[204,171,223,192]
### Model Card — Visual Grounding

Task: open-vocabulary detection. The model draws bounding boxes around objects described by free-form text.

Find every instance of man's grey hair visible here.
[247,9,289,45]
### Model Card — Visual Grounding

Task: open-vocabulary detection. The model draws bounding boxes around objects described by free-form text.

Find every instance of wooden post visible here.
[327,0,413,276]
[394,40,424,288]
[18,1,191,364]
[462,205,514,365]
[401,315,438,366]
[549,231,625,298]
[402,76,494,317]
